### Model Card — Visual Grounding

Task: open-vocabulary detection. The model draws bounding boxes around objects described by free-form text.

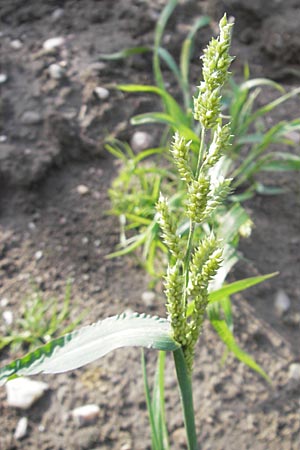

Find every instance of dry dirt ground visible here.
[0,1,300,449]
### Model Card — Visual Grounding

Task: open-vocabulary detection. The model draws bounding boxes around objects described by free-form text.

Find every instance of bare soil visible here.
[0,1,299,449]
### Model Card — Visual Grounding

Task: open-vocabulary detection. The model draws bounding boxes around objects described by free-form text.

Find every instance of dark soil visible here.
[0,1,299,449]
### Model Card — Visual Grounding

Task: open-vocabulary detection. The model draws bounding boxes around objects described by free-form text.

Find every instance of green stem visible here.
[173,348,198,450]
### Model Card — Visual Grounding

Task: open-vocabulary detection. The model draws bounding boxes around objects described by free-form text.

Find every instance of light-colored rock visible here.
[21,111,43,125]
[0,297,9,307]
[71,404,100,426]
[10,39,23,50]
[51,8,64,21]
[14,417,28,440]
[274,289,291,316]
[141,291,156,307]
[130,131,153,152]
[48,63,65,80]
[34,250,43,261]
[2,310,13,325]
[43,36,65,51]
[94,86,109,100]
[6,378,49,409]
[0,73,8,84]
[0,135,7,142]
[288,363,300,381]
[76,185,89,195]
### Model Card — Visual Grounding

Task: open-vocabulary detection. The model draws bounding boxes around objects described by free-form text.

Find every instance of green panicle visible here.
[194,14,234,129]
[156,194,182,259]
[203,123,232,170]
[205,177,232,215]
[171,132,193,182]
[186,177,210,223]
[188,234,218,295]
[164,262,187,346]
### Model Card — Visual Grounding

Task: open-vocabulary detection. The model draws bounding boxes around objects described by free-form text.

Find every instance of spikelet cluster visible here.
[203,123,232,170]
[156,194,182,260]
[164,262,187,345]
[171,132,193,182]
[156,14,234,373]
[194,15,234,128]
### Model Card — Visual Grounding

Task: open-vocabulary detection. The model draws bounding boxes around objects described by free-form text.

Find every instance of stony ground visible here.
[0,1,300,449]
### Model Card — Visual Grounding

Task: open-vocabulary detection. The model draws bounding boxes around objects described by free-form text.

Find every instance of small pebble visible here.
[10,39,23,50]
[35,250,43,261]
[48,63,65,80]
[14,417,28,440]
[94,86,109,100]
[0,297,9,307]
[71,404,100,426]
[51,8,64,21]
[288,363,300,381]
[2,310,13,325]
[0,135,7,142]
[130,131,153,152]
[141,291,156,307]
[6,378,49,409]
[82,236,89,245]
[76,185,89,195]
[94,239,101,247]
[21,111,43,125]
[274,289,291,316]
[0,73,8,84]
[43,36,65,51]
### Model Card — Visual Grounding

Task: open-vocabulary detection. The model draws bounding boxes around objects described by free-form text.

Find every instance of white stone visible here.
[0,73,8,84]
[76,185,89,195]
[274,289,291,316]
[288,363,300,381]
[141,291,156,307]
[0,297,9,307]
[10,39,23,50]
[6,378,49,409]
[48,63,65,80]
[21,111,43,125]
[2,310,13,325]
[43,36,65,51]
[71,404,100,426]
[94,86,109,100]
[51,8,64,21]
[0,135,7,142]
[130,131,153,152]
[14,417,28,440]
[35,250,43,261]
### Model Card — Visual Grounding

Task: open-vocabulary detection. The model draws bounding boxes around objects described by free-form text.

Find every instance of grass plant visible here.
[0,15,277,449]
[104,0,300,269]
[0,282,84,352]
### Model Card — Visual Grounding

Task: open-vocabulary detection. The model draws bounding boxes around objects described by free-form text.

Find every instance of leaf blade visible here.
[0,313,178,385]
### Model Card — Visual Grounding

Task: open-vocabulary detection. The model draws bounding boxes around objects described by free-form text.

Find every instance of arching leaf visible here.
[0,313,179,385]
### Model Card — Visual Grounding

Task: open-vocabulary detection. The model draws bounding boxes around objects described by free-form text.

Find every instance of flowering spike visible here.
[186,177,210,223]
[194,14,234,128]
[164,262,187,345]
[171,132,193,182]
[156,194,182,259]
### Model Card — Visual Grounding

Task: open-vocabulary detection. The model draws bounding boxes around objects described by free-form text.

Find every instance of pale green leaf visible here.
[0,313,179,385]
